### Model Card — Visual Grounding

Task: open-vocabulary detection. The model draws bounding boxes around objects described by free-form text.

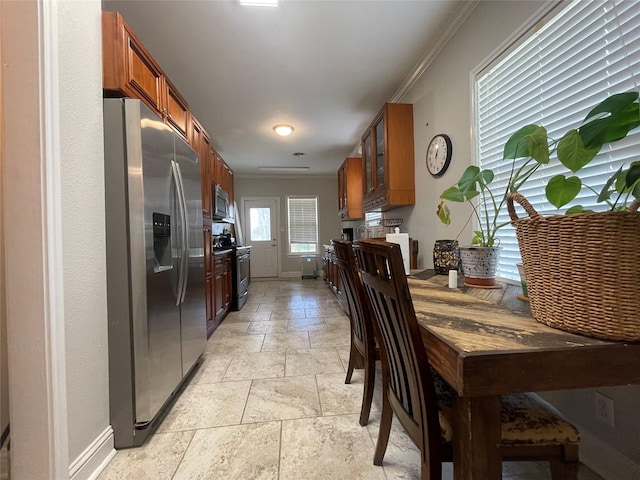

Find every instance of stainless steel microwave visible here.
[212,184,230,219]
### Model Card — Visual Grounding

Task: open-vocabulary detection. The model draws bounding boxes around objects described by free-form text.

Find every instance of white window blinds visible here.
[475,0,640,279]
[287,196,318,254]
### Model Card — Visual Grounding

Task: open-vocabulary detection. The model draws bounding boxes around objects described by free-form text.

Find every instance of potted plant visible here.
[504,91,640,341]
[436,166,509,286]
[437,91,640,288]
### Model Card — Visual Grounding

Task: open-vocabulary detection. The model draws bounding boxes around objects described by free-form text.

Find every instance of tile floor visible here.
[98,278,605,480]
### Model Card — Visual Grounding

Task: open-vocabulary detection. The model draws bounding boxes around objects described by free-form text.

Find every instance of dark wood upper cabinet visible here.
[337,157,364,221]
[361,103,415,212]
[102,11,191,141]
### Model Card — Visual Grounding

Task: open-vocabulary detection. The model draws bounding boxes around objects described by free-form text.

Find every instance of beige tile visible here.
[279,415,384,480]
[207,334,265,354]
[191,353,234,384]
[287,316,327,332]
[238,311,272,322]
[242,375,321,423]
[336,344,352,369]
[269,308,306,319]
[285,348,344,377]
[223,351,286,381]
[262,331,310,352]
[246,320,288,334]
[172,422,281,480]
[318,305,346,317]
[212,322,250,337]
[157,381,251,432]
[316,372,366,416]
[97,430,194,480]
[308,329,350,348]
[367,415,422,480]
[324,314,351,330]
[236,303,260,313]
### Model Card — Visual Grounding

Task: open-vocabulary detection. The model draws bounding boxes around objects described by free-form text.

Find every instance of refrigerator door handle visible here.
[174,161,190,304]
[170,160,186,306]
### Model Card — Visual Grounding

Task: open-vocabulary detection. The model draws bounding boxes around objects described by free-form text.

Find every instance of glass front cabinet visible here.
[361,103,415,211]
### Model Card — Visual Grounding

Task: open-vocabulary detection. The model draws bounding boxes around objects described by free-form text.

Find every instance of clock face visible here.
[426,134,452,177]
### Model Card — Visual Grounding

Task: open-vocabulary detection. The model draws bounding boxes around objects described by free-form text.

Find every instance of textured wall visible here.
[57,0,111,465]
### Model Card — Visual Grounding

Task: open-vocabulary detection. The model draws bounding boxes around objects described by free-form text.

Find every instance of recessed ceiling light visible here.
[239,0,278,7]
[273,124,294,136]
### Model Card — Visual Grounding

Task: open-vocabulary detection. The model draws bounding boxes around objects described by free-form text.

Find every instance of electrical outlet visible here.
[594,392,615,427]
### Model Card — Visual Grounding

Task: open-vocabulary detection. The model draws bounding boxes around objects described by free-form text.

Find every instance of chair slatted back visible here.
[332,240,374,353]
[353,239,441,450]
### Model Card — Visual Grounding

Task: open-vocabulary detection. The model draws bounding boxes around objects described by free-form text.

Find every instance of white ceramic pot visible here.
[459,246,501,286]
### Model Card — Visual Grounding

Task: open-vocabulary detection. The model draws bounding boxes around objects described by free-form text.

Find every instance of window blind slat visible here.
[288,196,319,254]
[475,0,640,280]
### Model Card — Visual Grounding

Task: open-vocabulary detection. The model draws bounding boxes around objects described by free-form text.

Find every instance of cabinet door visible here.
[224,267,232,308]
[165,78,190,139]
[205,275,213,329]
[191,118,209,217]
[213,154,223,185]
[122,26,164,113]
[202,136,213,217]
[214,270,224,319]
[337,164,346,211]
[375,116,385,189]
[203,228,212,276]
[363,133,373,193]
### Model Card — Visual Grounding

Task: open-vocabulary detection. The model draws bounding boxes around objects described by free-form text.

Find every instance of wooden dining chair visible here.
[352,238,580,480]
[332,239,380,426]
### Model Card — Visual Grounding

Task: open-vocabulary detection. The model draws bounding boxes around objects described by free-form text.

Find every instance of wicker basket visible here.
[506,193,640,342]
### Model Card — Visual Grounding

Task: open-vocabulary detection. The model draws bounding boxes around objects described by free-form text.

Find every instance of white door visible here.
[243,198,279,278]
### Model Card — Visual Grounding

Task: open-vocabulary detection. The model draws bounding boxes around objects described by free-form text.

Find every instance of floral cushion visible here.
[432,369,579,446]
[500,392,580,445]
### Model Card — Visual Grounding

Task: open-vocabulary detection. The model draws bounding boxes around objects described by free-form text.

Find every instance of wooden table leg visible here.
[453,395,502,480]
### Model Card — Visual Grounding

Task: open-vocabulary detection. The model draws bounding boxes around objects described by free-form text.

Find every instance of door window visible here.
[249,207,271,241]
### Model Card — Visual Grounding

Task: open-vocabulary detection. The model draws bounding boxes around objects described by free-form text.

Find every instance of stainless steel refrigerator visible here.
[103,98,206,448]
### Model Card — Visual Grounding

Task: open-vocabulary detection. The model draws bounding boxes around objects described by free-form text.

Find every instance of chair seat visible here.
[434,372,579,446]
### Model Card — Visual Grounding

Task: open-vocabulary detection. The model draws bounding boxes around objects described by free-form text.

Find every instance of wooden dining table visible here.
[408,270,640,480]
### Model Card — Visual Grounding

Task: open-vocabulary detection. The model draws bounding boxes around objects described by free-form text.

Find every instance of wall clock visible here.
[426,134,452,177]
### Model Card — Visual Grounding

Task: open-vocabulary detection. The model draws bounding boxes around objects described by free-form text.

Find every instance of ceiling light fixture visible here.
[273,124,294,136]
[257,166,310,173]
[239,0,278,7]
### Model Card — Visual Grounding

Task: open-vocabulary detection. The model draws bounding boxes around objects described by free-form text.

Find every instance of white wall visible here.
[235,176,340,275]
[400,1,640,476]
[57,0,112,472]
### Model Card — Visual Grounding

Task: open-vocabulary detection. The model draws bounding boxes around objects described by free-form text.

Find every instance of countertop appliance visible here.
[103,98,206,448]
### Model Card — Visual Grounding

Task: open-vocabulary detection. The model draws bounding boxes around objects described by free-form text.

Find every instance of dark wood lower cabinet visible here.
[323,246,347,312]
[208,251,233,337]
[205,275,213,335]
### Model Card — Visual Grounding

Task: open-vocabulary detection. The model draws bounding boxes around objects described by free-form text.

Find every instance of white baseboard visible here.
[580,429,640,480]
[69,426,116,480]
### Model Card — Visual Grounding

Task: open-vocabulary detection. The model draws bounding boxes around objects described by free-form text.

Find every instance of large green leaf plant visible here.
[437,91,640,246]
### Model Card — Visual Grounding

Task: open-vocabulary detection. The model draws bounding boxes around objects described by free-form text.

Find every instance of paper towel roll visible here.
[386,228,410,275]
